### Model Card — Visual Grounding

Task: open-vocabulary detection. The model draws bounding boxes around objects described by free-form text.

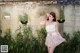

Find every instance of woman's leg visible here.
[48,47,50,53]
[47,46,56,53]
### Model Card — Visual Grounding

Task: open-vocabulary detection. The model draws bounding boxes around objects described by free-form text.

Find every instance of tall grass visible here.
[0,28,80,53]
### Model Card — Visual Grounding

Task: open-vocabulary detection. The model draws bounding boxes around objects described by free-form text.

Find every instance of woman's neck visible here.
[48,21,54,23]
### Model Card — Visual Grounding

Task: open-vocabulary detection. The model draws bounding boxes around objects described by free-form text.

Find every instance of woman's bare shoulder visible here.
[55,21,59,24]
[55,21,59,26]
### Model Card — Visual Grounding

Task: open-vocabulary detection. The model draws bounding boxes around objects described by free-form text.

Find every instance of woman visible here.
[40,12,66,53]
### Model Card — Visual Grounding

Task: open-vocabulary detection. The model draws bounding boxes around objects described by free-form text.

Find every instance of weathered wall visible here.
[0,4,80,38]
[64,5,80,35]
[0,0,56,2]
[0,4,59,38]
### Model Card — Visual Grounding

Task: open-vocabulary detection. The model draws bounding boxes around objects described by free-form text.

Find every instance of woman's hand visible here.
[40,21,46,26]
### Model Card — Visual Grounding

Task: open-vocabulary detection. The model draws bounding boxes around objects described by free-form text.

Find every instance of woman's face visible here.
[46,13,54,22]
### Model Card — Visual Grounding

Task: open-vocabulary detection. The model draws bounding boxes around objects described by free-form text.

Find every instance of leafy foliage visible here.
[60,13,65,21]
[0,28,80,53]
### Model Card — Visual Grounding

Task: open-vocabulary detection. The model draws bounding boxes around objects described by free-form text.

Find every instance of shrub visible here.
[0,28,80,53]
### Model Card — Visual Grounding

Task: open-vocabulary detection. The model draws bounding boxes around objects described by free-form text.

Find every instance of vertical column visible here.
[0,6,1,29]
[74,5,80,31]
[63,5,75,34]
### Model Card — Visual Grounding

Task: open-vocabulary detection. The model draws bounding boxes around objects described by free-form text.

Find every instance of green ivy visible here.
[60,13,65,21]
[19,14,29,21]
[0,28,80,53]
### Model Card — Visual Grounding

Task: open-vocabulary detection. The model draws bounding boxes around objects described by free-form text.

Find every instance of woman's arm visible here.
[55,22,59,32]
[40,20,46,26]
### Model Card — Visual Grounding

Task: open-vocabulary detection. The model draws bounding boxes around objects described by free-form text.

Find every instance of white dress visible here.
[45,22,66,47]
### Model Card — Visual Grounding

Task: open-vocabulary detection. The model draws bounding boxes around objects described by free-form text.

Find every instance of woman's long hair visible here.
[46,12,56,22]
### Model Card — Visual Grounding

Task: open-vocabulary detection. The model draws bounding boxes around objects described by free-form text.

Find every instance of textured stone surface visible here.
[0,4,59,38]
[64,5,80,34]
[0,0,56,2]
[0,4,80,37]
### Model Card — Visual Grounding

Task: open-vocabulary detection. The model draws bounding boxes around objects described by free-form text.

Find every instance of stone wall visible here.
[0,4,80,38]
[64,5,80,35]
[0,0,56,2]
[0,4,59,38]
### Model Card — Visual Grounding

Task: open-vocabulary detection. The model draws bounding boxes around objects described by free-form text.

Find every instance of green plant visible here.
[73,31,80,52]
[19,14,29,22]
[0,27,80,53]
[0,29,13,53]
[19,14,29,24]
[37,28,47,53]
[58,12,65,23]
[54,32,80,53]
[60,13,65,21]
[9,27,34,53]
[22,27,36,53]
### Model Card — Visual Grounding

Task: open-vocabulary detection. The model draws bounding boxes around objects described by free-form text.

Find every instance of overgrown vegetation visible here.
[0,28,80,53]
